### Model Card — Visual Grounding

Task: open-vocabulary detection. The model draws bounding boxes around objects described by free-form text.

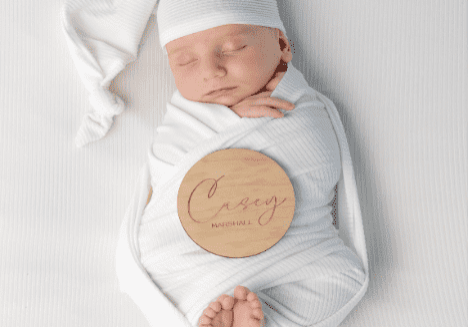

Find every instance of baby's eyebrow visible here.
[225,29,251,37]
[169,30,250,57]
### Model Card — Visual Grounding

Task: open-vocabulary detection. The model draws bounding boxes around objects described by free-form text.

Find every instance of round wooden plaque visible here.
[177,148,295,258]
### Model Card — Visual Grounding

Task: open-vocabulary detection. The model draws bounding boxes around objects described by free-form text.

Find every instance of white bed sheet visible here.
[1,1,466,327]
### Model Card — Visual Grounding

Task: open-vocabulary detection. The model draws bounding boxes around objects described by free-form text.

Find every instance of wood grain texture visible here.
[177,149,295,258]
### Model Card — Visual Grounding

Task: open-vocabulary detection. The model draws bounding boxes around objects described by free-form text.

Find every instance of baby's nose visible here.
[202,58,226,80]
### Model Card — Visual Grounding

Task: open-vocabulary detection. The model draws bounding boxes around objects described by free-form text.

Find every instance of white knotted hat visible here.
[61,0,287,148]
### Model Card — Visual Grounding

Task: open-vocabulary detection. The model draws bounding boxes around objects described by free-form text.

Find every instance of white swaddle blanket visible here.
[116,63,369,327]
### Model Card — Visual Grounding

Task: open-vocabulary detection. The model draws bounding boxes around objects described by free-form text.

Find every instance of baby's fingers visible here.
[252,97,295,111]
[242,106,284,118]
[249,91,273,99]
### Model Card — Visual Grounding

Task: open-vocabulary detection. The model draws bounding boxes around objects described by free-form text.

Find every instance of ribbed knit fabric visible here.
[116,62,369,327]
[157,0,287,54]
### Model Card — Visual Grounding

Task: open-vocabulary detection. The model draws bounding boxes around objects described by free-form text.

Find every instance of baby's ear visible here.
[279,36,293,63]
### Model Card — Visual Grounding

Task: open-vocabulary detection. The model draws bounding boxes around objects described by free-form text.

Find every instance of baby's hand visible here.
[229,90,295,118]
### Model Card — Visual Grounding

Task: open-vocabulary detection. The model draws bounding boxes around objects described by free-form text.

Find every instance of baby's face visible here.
[165,24,292,107]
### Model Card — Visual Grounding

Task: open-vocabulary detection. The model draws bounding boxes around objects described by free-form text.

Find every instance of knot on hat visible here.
[89,88,125,117]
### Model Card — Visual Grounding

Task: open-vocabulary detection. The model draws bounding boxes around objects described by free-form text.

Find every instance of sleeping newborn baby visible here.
[153,24,295,326]
[165,24,293,120]
[125,1,368,327]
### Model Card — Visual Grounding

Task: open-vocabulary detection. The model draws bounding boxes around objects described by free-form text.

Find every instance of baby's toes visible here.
[199,301,220,325]
[217,294,235,310]
[209,300,222,312]
[246,292,261,307]
[202,306,217,319]
[198,312,213,326]
[246,292,264,320]
[247,293,263,309]
[251,307,264,320]
[233,285,249,300]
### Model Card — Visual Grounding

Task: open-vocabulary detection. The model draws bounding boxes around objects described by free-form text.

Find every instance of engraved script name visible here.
[187,175,287,226]
[212,220,253,229]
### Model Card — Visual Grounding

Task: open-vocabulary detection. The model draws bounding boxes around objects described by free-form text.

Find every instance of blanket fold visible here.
[116,63,369,327]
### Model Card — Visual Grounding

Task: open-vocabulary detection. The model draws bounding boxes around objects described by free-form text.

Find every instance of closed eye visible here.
[178,46,247,66]
[179,60,197,66]
[224,46,247,53]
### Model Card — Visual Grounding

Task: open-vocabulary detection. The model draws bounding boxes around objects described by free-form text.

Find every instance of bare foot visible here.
[199,294,235,327]
[232,285,265,327]
[198,286,265,327]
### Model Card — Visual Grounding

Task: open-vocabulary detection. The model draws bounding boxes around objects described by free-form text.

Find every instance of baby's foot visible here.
[199,294,235,327]
[232,285,265,327]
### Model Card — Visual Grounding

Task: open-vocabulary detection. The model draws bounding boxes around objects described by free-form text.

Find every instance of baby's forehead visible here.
[167,24,275,55]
